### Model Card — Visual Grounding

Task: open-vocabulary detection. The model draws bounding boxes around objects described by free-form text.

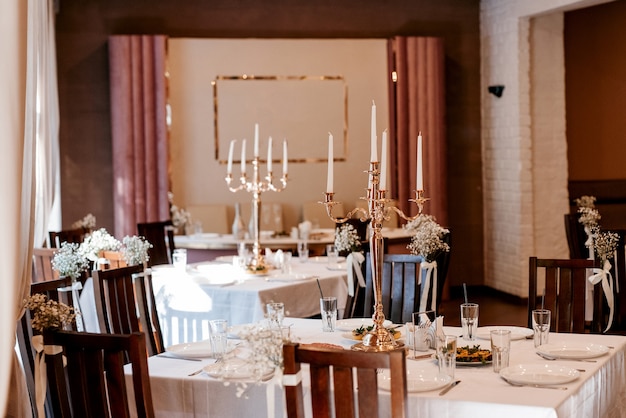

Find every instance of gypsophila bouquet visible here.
[334,223,362,255]
[25,293,76,332]
[594,229,619,262]
[78,228,121,262]
[575,195,601,230]
[168,192,191,232]
[120,235,152,266]
[51,242,89,280]
[404,214,450,262]
[70,213,96,230]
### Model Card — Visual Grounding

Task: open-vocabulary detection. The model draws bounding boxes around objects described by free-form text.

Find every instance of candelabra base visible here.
[351,329,405,352]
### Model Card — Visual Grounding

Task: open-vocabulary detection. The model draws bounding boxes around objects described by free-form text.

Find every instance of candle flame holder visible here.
[226,157,288,273]
[321,161,428,351]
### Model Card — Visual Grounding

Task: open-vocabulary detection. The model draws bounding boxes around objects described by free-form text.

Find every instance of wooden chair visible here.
[100,250,128,269]
[43,330,155,418]
[137,221,175,266]
[93,264,164,356]
[564,213,589,259]
[49,227,90,248]
[32,247,59,283]
[528,257,603,333]
[282,342,408,418]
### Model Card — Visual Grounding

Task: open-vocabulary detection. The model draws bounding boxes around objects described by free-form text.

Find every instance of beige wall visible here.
[168,39,389,233]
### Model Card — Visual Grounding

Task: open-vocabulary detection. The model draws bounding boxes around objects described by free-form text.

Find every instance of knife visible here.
[439,380,461,396]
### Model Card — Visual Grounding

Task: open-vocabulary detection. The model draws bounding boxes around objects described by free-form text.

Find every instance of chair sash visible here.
[32,335,63,418]
[418,260,438,313]
[589,258,615,332]
[346,252,365,297]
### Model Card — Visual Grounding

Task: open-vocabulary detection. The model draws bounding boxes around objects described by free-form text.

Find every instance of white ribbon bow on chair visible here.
[588,259,615,332]
[346,252,365,297]
[418,260,438,313]
[33,335,64,418]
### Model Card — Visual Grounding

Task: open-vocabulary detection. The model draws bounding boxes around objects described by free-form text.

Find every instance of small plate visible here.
[537,343,610,359]
[166,340,235,359]
[336,318,392,331]
[203,358,274,381]
[310,256,346,264]
[378,369,451,393]
[500,363,580,385]
[475,326,533,341]
[268,273,313,282]
[326,263,347,271]
[214,255,234,264]
[192,275,235,286]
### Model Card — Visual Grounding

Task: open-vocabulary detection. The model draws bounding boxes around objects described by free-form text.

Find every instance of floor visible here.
[439,286,528,328]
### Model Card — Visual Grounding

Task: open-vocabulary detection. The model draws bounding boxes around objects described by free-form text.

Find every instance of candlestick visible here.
[267,136,273,173]
[227,139,235,175]
[241,138,247,175]
[254,123,259,157]
[417,132,423,191]
[370,101,377,162]
[327,133,334,193]
[282,139,288,175]
[380,130,388,190]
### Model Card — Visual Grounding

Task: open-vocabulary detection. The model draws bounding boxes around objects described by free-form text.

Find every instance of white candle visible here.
[327,133,334,193]
[254,123,259,157]
[416,133,423,191]
[282,139,288,175]
[241,138,247,175]
[370,100,377,162]
[267,136,273,173]
[380,130,388,190]
[227,139,235,174]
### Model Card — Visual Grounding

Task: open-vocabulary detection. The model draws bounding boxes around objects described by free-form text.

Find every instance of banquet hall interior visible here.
[3,0,626,416]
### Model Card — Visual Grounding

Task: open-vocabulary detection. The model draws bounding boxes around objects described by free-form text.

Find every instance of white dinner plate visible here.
[536,342,610,359]
[336,318,392,331]
[203,358,274,381]
[268,273,313,282]
[192,275,235,286]
[310,256,346,264]
[166,340,235,359]
[499,363,580,385]
[378,369,451,393]
[326,263,347,271]
[214,255,234,264]
[475,326,533,341]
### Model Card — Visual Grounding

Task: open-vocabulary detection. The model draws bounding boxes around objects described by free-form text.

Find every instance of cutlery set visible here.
[500,376,567,390]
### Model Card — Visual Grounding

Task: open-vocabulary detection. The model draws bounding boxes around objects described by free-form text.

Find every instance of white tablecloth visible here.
[130,318,626,418]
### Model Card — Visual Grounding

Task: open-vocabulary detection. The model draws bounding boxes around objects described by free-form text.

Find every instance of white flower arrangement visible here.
[594,228,619,262]
[168,192,191,231]
[120,235,153,266]
[51,242,89,280]
[25,293,76,332]
[334,223,362,255]
[78,228,121,262]
[575,195,601,230]
[70,213,96,230]
[404,214,450,262]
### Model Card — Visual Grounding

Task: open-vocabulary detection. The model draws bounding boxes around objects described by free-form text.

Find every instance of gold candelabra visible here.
[322,161,428,352]
[225,156,288,273]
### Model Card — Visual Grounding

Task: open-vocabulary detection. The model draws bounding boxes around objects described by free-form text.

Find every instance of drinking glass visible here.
[532,309,551,348]
[297,241,309,263]
[326,244,339,267]
[490,329,511,373]
[436,334,457,379]
[266,302,285,328]
[208,319,229,359]
[320,296,337,332]
[172,249,187,272]
[460,303,479,341]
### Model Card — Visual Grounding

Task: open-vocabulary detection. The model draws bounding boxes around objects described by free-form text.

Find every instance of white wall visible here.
[168,38,388,232]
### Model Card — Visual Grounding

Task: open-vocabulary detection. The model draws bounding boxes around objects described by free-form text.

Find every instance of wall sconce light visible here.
[488,85,505,98]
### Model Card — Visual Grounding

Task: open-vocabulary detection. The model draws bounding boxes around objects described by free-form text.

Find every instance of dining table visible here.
[128,317,626,418]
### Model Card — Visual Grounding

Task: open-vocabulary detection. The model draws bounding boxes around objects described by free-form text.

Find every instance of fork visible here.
[501,376,568,390]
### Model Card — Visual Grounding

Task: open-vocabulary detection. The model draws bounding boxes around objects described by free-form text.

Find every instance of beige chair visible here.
[241,201,284,233]
[187,204,230,234]
[302,201,343,229]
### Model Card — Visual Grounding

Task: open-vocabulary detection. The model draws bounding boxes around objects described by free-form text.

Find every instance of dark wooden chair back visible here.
[134,270,165,355]
[48,227,90,248]
[282,342,408,418]
[93,264,163,356]
[564,213,589,259]
[528,257,603,333]
[137,221,175,266]
[44,330,155,418]
[32,247,59,283]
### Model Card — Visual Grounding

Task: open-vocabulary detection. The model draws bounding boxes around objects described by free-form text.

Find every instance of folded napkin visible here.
[298,221,312,240]
[433,316,445,349]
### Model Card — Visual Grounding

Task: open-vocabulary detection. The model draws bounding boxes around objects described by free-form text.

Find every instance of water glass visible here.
[297,241,309,262]
[208,319,229,359]
[460,303,479,341]
[532,309,551,348]
[281,251,293,274]
[490,329,511,373]
[326,244,339,267]
[320,296,337,332]
[266,302,285,328]
[172,249,187,271]
[436,334,457,379]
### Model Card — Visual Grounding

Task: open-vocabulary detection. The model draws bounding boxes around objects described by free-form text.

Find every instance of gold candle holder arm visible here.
[320,193,369,224]
[385,189,429,222]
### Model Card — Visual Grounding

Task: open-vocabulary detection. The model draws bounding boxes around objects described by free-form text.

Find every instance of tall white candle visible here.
[267,136,273,173]
[416,133,423,191]
[254,123,259,157]
[380,130,388,190]
[227,139,236,174]
[282,139,288,174]
[327,133,334,193]
[370,100,377,162]
[241,138,247,175]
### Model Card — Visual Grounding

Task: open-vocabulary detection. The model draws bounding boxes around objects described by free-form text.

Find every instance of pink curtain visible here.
[387,37,447,226]
[109,35,170,238]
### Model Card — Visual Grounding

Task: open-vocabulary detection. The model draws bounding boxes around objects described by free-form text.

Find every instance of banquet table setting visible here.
[128,317,626,418]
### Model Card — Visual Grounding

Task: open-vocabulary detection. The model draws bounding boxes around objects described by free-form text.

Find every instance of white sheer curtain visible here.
[1,0,59,415]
